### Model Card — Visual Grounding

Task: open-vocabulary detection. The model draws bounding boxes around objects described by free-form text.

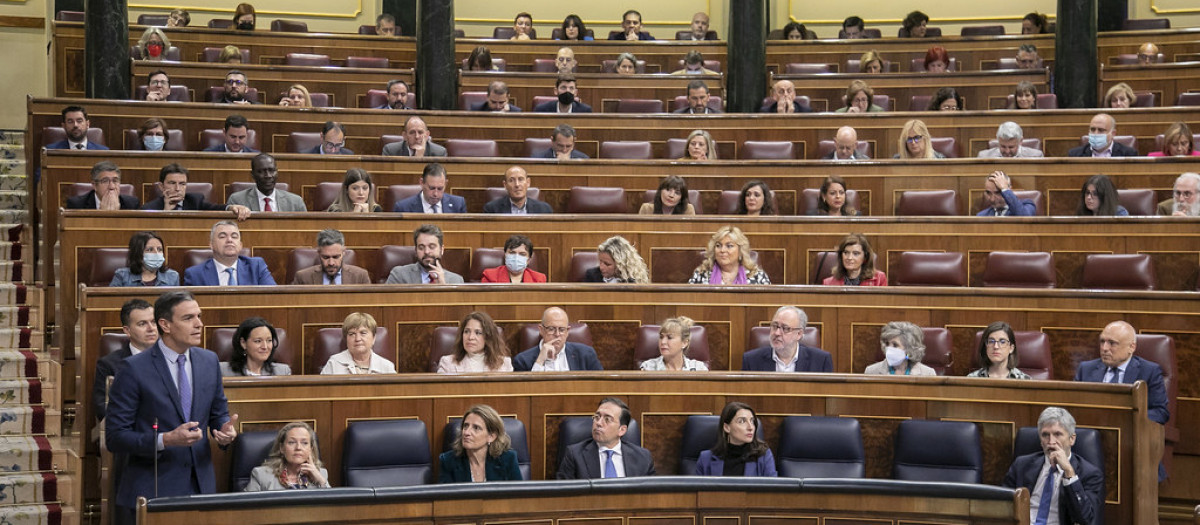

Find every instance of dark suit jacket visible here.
[821,150,870,160]
[673,106,722,114]
[105,340,231,508]
[46,139,109,150]
[381,140,448,157]
[1002,451,1104,525]
[438,449,522,482]
[759,100,813,113]
[182,255,277,286]
[695,449,778,476]
[608,31,654,40]
[512,342,604,371]
[1074,355,1169,424]
[393,193,467,213]
[472,102,522,112]
[532,100,593,113]
[304,145,355,155]
[1067,142,1139,157]
[142,193,229,211]
[65,190,140,210]
[93,343,133,421]
[556,438,656,479]
[202,144,259,153]
[536,148,589,159]
[741,345,833,372]
[976,189,1037,216]
[583,267,605,282]
[291,264,371,285]
[482,197,553,214]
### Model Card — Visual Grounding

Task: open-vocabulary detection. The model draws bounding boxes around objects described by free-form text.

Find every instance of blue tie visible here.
[1106,367,1120,383]
[226,267,238,286]
[1034,467,1056,525]
[603,450,617,478]
[176,353,191,418]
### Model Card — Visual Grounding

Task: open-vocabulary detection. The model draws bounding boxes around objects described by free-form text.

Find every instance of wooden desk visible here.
[459,71,722,113]
[769,70,1047,112]
[455,39,729,74]
[1101,62,1200,110]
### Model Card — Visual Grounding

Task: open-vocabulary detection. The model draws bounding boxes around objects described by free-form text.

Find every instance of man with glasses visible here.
[142,163,251,220]
[67,161,140,210]
[218,70,258,104]
[1014,45,1042,70]
[304,121,354,155]
[557,398,655,479]
[741,306,831,372]
[144,70,173,102]
[513,307,602,371]
[1157,172,1200,216]
[978,170,1036,216]
[1137,42,1160,65]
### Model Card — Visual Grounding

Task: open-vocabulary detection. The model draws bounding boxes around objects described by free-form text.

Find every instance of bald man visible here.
[759,80,812,113]
[512,307,603,371]
[823,126,869,160]
[483,166,553,214]
[1073,321,1168,425]
[1137,42,1160,65]
[1067,114,1139,157]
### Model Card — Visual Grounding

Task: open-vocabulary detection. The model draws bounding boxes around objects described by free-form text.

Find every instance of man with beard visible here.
[386,224,464,284]
[376,80,411,110]
[741,306,831,372]
[47,106,109,150]
[217,70,259,104]
[292,229,371,285]
[1157,172,1200,216]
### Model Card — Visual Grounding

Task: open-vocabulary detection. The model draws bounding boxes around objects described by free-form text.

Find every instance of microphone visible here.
[152,417,159,498]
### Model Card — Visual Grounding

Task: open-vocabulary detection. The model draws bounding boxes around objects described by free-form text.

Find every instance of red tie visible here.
[263,197,273,211]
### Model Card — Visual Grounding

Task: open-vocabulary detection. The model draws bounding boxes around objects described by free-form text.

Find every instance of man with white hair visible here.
[741,306,831,372]
[977,122,1044,158]
[1157,172,1200,216]
[1002,407,1104,525]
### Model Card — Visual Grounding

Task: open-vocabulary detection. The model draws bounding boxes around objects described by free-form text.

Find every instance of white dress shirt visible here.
[1029,454,1081,525]
[772,347,798,372]
[531,343,570,371]
[598,441,627,478]
[213,259,238,286]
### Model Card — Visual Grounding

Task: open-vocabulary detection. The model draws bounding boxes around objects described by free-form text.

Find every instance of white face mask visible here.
[884,346,908,367]
[143,252,165,271]
[505,253,529,274]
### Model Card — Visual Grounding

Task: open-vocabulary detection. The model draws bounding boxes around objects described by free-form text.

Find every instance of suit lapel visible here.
[203,259,219,286]
[564,346,581,370]
[150,342,188,421]
[1122,357,1140,384]
[795,347,809,372]
[583,440,601,478]
[237,256,251,285]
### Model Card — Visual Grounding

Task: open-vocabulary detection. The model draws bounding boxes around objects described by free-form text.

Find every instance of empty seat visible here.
[810,251,839,284]
[960,25,1004,36]
[1132,91,1156,107]
[972,330,1052,379]
[532,59,558,73]
[1080,254,1156,290]
[679,415,718,474]
[1134,333,1179,475]
[444,139,499,157]
[1121,18,1169,30]
[776,416,864,478]
[633,324,709,368]
[566,187,628,214]
[523,138,552,158]
[443,417,531,480]
[600,59,647,74]
[600,141,652,159]
[229,430,278,491]
[1117,189,1157,216]
[556,416,640,471]
[981,252,1055,288]
[892,252,966,287]
[919,327,953,375]
[816,140,870,159]
[287,132,323,154]
[908,94,932,112]
[740,141,795,160]
[568,252,600,282]
[930,137,958,158]
[893,419,982,483]
[664,138,688,159]
[285,53,330,66]
[312,326,388,375]
[459,91,487,111]
[784,63,833,74]
[1176,92,1200,106]
[270,19,308,32]
[374,244,416,283]
[799,188,861,215]
[342,419,432,486]
[55,10,84,21]
[895,190,959,216]
[202,47,250,63]
[357,25,378,35]
[122,128,185,151]
[614,99,664,113]
[345,56,389,68]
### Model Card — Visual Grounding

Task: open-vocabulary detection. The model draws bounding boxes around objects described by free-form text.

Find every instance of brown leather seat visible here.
[459,92,487,111]
[614,99,664,113]
[182,248,252,270]
[493,27,536,39]
[271,20,309,32]
[529,59,558,73]
[811,251,838,284]
[308,93,331,107]
[716,190,778,215]
[741,141,795,160]
[469,247,542,282]
[600,141,653,159]
[1077,135,1138,153]
[523,138,551,157]
[1176,93,1200,106]
[664,138,688,159]
[671,95,723,112]
[642,189,703,214]
[799,188,861,215]
[960,25,1005,36]
[633,325,710,369]
[1133,333,1178,475]
[784,63,832,74]
[600,60,646,74]
[1005,94,1058,109]
[444,139,499,157]
[123,129,186,151]
[844,59,892,73]
[986,138,1041,150]
[380,135,405,149]
[568,252,599,282]
[485,187,540,202]
[895,190,959,216]
[210,326,294,369]
[287,248,358,284]
[99,333,128,358]
[428,325,500,372]
[1080,254,1156,290]
[381,185,421,212]
[981,252,1055,288]
[746,326,821,352]
[287,132,323,154]
[908,95,932,112]
[362,89,415,109]
[346,56,389,69]
[910,57,956,72]
[1132,91,1156,108]
[892,252,966,287]
[566,187,628,213]
[1121,18,1169,30]
[531,96,557,109]
[42,126,105,148]
[972,330,1051,379]
[205,86,260,103]
[133,85,192,102]
[919,327,952,375]
[202,47,251,63]
[200,129,260,151]
[226,182,288,199]
[930,137,958,158]
[675,30,718,40]
[314,326,390,375]
[1116,189,1156,216]
[357,25,377,35]
[207,19,235,29]
[148,182,214,203]
[460,58,506,70]
[311,182,341,210]
[375,245,416,283]
[89,248,130,286]
[517,323,593,351]
[816,140,870,159]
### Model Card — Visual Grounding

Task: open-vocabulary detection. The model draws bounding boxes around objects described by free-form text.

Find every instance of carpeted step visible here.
[0,192,26,211]
[0,503,63,525]
[0,380,41,405]
[0,352,38,380]
[0,436,55,471]
[0,407,57,436]
[0,212,26,224]
[0,173,24,190]
[0,330,36,351]
[0,225,22,243]
[0,286,27,306]
[0,309,31,331]
[0,472,69,505]
[0,132,24,146]
[0,262,25,282]
[0,243,24,262]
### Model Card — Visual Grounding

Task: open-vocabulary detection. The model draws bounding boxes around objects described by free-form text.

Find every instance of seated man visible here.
[1067,114,1138,157]
[1015,44,1041,69]
[183,220,276,285]
[554,47,578,75]
[557,397,656,478]
[978,170,1036,216]
[475,81,522,112]
[226,153,307,212]
[674,80,721,114]
[142,163,251,220]
[533,75,592,113]
[93,299,157,422]
[218,70,258,104]
[537,124,589,160]
[292,229,371,285]
[47,105,109,150]
[742,306,832,372]
[308,121,354,154]
[144,70,173,102]
[671,51,718,75]
[484,166,553,214]
[393,163,466,213]
[978,121,1044,158]
[376,79,410,110]
[513,307,603,371]
[383,116,447,157]
[1002,407,1103,525]
[760,80,812,113]
[66,161,140,210]
[1074,321,1168,425]
[375,13,398,36]
[610,10,654,40]
[684,12,715,40]
[1138,42,1160,65]
[203,114,257,153]
[841,16,866,38]
[385,224,464,284]
[824,126,869,160]
[1157,172,1200,216]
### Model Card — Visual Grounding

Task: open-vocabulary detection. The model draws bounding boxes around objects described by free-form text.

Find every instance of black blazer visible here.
[556,438,656,479]
[142,193,229,211]
[438,449,521,482]
[66,190,140,210]
[1003,452,1104,525]
[1067,142,1139,157]
[512,342,604,371]
[304,145,355,155]
[532,100,593,113]
[92,343,133,421]
[741,345,833,372]
[482,197,553,214]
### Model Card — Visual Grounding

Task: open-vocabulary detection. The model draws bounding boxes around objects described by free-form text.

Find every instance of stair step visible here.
[0,472,70,505]
[0,503,66,525]
[0,173,25,189]
[0,132,24,146]
[0,191,26,210]
[0,407,60,436]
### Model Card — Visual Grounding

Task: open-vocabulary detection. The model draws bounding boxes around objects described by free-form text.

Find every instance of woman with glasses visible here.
[928,87,963,111]
[1076,174,1129,216]
[894,119,945,159]
[967,321,1031,379]
[822,233,886,286]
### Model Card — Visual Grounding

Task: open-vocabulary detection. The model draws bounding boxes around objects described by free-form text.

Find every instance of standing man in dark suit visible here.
[742,306,832,372]
[382,116,447,157]
[1002,407,1103,525]
[106,291,238,525]
[305,121,354,154]
[46,106,109,150]
[392,163,466,213]
[292,229,372,284]
[1067,114,1139,157]
[532,75,593,113]
[483,166,553,214]
[513,307,603,371]
[202,115,258,153]
[65,161,140,210]
[93,299,157,423]
[536,124,590,160]
[142,163,251,220]
[182,220,276,286]
[557,398,655,479]
[673,80,722,114]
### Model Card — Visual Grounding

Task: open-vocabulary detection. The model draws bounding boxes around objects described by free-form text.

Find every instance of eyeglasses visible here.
[986,339,1012,347]
[149,79,169,86]
[939,104,960,111]
[1174,190,1196,199]
[905,135,924,144]
[770,323,798,334]
[225,79,246,86]
[1137,53,1154,61]
[322,141,345,149]
[541,325,569,335]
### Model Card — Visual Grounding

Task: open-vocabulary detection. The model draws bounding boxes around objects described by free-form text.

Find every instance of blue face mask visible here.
[1088,133,1109,150]
[505,253,529,274]
[143,252,165,271]
[143,136,166,151]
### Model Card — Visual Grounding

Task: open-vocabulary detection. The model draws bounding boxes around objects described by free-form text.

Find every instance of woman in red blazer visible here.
[481,235,547,283]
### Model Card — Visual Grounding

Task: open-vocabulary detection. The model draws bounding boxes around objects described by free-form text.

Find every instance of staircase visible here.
[0,131,78,525]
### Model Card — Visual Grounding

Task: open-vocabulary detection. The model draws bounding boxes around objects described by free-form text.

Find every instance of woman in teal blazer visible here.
[439,405,522,483]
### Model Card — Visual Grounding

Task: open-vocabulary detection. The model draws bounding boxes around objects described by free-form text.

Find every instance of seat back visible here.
[614,99,664,113]
[99,333,129,358]
[285,53,329,66]
[633,325,709,368]
[43,126,106,148]
[664,138,688,160]
[358,25,378,35]
[362,89,415,109]
[373,245,416,283]
[908,94,932,111]
[893,252,966,287]
[1135,334,1178,434]
[568,252,600,282]
[777,416,865,478]
[55,10,84,21]
[981,251,1055,288]
[960,25,1005,36]
[895,190,959,216]
[459,91,487,111]
[229,430,279,491]
[920,327,953,375]
[972,330,1052,379]
[312,326,388,374]
[1176,92,1200,106]
[799,188,861,215]
[531,59,558,73]
[1014,427,1104,476]
[816,140,870,160]
[381,185,421,212]
[200,128,260,151]
[811,251,838,284]
[287,132,323,154]
[428,326,459,372]
[1154,133,1200,152]
[270,19,309,32]
[601,141,652,159]
[312,182,342,211]
[557,416,641,469]
[346,56,389,68]
[746,326,821,353]
[1121,18,1169,30]
[444,139,499,157]
[523,138,552,157]
[210,326,294,369]
[208,19,235,29]
[784,63,832,74]
[740,141,795,160]
[88,248,130,286]
[442,417,531,480]
[893,419,982,483]
[679,415,719,474]
[566,186,629,213]
[1132,90,1156,107]
[1080,254,1156,290]
[930,137,958,158]
[202,47,251,63]
[342,419,432,486]
[1117,189,1156,216]
[600,60,647,74]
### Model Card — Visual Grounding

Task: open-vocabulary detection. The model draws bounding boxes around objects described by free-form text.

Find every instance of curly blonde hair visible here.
[598,236,649,283]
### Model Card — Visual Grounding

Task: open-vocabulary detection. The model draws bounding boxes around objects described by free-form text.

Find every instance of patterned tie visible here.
[176,353,191,418]
[263,197,273,211]
[433,202,441,214]
[1107,367,1121,383]
[1034,467,1056,525]
[603,450,617,478]
[226,267,238,286]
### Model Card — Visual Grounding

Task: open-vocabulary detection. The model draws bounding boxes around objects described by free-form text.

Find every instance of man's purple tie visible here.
[177,353,191,417]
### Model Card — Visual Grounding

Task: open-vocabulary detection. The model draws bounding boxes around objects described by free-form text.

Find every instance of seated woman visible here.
[1007,81,1038,110]
[695,402,777,476]
[511,12,534,40]
[218,45,244,64]
[466,46,498,71]
[811,176,860,216]
[900,11,930,37]
[1149,121,1200,157]
[327,168,382,212]
[279,84,312,107]
[782,21,810,40]
[614,52,639,75]
[1022,12,1049,34]
[481,235,547,283]
[438,311,513,373]
[893,119,946,159]
[1103,82,1136,109]
[681,130,717,160]
[584,235,650,283]
[823,233,886,286]
[736,180,776,216]
[864,321,935,375]
[688,225,771,284]
[137,117,168,151]
[559,15,593,40]
[859,50,885,74]
[835,80,885,113]
[110,231,179,287]
[137,27,172,60]
[928,87,963,111]
[967,321,1031,379]
[244,422,330,490]
[640,316,708,371]
[234,2,256,30]
[923,46,950,73]
[167,8,190,27]
[1076,174,1129,216]
[222,317,291,377]
[438,404,522,482]
[640,175,696,215]
[320,312,397,374]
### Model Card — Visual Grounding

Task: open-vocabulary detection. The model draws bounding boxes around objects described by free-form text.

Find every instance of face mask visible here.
[1088,133,1109,150]
[237,21,255,30]
[143,252,165,271]
[884,346,908,367]
[557,91,575,105]
[505,253,529,274]
[143,136,166,151]
[147,43,163,58]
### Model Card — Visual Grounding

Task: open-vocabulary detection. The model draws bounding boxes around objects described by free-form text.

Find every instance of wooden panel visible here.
[459,71,722,114]
[1101,62,1200,110]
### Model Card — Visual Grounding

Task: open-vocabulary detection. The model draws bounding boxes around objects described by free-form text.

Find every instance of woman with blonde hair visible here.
[439,405,522,482]
[327,168,382,212]
[218,45,244,64]
[137,27,172,60]
[894,119,944,159]
[320,313,396,374]
[244,422,330,490]
[688,226,770,285]
[640,316,708,371]
[1103,82,1136,109]
[1149,121,1199,157]
[584,236,649,283]
[438,311,513,373]
[681,130,717,160]
[279,84,312,107]
[859,50,885,74]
